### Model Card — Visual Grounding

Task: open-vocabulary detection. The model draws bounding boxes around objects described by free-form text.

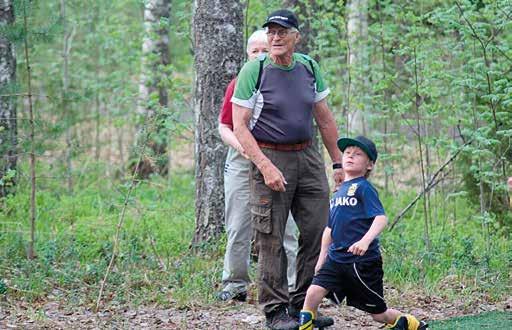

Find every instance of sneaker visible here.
[266,305,299,330]
[216,289,247,302]
[299,310,314,330]
[385,314,429,330]
[289,304,334,328]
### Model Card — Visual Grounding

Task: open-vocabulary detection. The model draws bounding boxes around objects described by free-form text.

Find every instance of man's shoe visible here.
[216,289,247,302]
[385,314,429,330]
[289,304,334,328]
[266,305,299,330]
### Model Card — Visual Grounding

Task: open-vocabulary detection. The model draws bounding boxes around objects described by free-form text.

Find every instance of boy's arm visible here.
[348,215,387,256]
[315,227,332,274]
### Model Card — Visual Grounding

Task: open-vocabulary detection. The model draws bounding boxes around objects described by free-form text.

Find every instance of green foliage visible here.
[381,190,511,300]
[0,165,203,306]
[430,311,512,329]
[2,0,510,317]
[1,170,510,308]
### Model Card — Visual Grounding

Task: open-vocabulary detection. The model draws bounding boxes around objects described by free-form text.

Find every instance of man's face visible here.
[247,40,269,61]
[266,23,298,57]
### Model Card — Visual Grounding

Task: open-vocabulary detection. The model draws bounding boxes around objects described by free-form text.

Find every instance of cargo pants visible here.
[250,145,329,313]
[222,147,299,294]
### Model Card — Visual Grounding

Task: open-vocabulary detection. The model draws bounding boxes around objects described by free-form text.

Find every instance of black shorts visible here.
[312,256,387,314]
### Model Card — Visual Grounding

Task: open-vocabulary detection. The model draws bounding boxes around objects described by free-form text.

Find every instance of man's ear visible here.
[367,160,374,171]
[295,32,301,43]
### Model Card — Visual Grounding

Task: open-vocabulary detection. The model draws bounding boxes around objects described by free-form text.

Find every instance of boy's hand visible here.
[314,258,324,274]
[348,239,370,256]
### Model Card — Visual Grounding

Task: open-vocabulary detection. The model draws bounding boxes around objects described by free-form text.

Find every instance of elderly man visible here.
[217,29,300,303]
[232,9,343,330]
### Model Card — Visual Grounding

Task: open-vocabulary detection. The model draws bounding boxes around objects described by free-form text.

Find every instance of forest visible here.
[0,0,511,328]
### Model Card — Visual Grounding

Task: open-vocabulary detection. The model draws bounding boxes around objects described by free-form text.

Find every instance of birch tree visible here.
[0,0,16,197]
[192,0,243,244]
[346,0,368,134]
[135,0,171,176]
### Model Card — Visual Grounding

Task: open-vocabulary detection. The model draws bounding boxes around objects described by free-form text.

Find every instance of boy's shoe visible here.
[299,310,314,330]
[216,289,247,302]
[265,305,299,330]
[385,314,429,330]
[289,304,334,328]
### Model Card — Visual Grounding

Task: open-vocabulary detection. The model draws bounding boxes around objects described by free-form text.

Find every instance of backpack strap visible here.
[308,59,316,84]
[255,53,266,91]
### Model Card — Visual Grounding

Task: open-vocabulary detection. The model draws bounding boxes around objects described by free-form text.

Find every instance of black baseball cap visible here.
[262,9,299,30]
[337,136,378,162]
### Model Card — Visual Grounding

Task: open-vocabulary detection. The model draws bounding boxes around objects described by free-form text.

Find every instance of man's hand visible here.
[333,168,344,191]
[259,160,287,192]
[348,239,371,256]
[508,177,512,191]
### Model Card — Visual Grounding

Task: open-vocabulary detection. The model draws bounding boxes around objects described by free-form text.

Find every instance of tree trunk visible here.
[346,0,368,135]
[0,1,17,197]
[133,0,171,177]
[192,0,243,244]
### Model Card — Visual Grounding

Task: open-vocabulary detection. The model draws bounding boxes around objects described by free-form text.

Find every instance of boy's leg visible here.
[299,285,328,330]
[302,284,328,314]
[371,308,401,324]
[371,309,428,330]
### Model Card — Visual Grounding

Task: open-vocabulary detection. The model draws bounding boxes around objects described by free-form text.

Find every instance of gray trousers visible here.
[222,147,298,294]
[250,146,329,313]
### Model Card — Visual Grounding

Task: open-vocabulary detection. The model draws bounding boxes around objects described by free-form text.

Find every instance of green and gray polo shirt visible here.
[231,53,330,144]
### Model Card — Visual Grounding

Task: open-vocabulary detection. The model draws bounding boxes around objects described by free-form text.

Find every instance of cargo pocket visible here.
[250,159,273,235]
[251,203,272,234]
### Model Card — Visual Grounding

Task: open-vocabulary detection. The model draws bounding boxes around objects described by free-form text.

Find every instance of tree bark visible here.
[134,0,171,177]
[192,0,243,244]
[346,0,368,135]
[0,0,16,197]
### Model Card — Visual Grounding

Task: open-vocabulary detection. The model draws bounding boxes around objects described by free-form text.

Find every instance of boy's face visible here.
[342,146,374,176]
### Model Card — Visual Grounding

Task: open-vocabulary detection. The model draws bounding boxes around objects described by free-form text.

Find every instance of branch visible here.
[455,1,487,55]
[389,139,473,230]
[0,93,49,99]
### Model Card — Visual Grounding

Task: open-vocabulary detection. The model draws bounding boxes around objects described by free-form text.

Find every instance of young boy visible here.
[299,136,428,330]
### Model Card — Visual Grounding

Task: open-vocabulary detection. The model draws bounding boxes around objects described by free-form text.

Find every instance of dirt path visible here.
[1,291,510,329]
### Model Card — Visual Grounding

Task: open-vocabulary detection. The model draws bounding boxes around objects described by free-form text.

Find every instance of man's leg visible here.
[219,149,252,300]
[290,146,329,308]
[252,148,297,313]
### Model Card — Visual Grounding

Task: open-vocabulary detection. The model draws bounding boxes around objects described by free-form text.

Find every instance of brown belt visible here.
[257,140,312,151]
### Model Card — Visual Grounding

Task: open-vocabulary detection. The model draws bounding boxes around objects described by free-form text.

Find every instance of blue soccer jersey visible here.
[327,176,385,263]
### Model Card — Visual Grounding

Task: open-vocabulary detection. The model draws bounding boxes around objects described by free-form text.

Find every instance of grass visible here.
[430,311,512,329]
[0,161,221,308]
[0,160,510,312]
